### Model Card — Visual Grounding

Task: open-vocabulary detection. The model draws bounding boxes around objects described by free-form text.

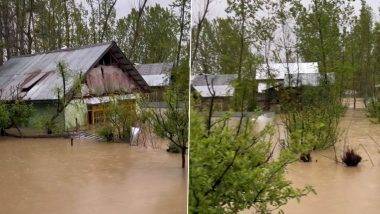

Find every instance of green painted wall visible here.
[64,99,88,130]
[28,101,64,132]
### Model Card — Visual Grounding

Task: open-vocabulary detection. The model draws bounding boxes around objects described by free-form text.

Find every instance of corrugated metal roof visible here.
[192,74,237,86]
[135,62,173,87]
[0,41,149,100]
[284,72,335,87]
[193,85,234,97]
[135,62,173,75]
[141,74,170,87]
[256,62,319,80]
[191,74,237,98]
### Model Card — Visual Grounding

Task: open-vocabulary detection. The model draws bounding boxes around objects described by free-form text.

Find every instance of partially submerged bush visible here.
[0,103,10,135]
[366,99,380,122]
[300,153,312,162]
[342,148,362,167]
[103,99,136,141]
[98,126,114,142]
[281,86,345,161]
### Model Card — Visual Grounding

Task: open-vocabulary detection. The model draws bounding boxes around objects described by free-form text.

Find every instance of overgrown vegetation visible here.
[144,58,190,168]
[98,125,114,142]
[0,100,34,136]
[0,0,184,65]
[281,86,345,161]
[189,109,314,213]
[366,99,380,122]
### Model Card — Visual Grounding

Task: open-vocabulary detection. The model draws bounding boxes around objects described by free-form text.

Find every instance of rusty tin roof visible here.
[0,41,149,101]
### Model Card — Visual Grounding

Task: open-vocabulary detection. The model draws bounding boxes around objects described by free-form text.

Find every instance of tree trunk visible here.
[175,0,187,68]
[181,147,186,168]
[128,0,148,60]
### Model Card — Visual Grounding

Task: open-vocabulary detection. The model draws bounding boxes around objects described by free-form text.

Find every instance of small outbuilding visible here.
[191,74,237,111]
[135,62,173,104]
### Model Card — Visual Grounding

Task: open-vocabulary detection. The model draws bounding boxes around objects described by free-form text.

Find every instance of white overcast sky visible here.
[76,0,172,18]
[192,0,380,22]
[76,0,379,21]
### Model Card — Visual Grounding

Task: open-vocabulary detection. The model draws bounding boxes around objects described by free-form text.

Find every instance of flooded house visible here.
[256,62,319,94]
[255,62,335,105]
[192,62,334,110]
[135,62,173,106]
[255,62,335,92]
[0,41,149,131]
[191,74,237,111]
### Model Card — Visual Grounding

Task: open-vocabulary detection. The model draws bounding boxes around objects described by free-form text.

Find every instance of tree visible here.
[144,58,189,168]
[189,109,313,213]
[43,61,83,134]
[292,0,355,84]
[8,100,34,136]
[191,0,212,64]
[143,0,190,168]
[103,98,137,140]
[116,4,179,63]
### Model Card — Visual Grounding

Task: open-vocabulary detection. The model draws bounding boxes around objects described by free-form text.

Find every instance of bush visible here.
[0,103,10,135]
[98,126,114,142]
[366,99,380,122]
[342,148,362,167]
[281,86,345,161]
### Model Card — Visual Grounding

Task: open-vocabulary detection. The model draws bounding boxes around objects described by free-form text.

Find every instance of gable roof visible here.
[191,74,237,98]
[0,41,149,100]
[192,74,237,86]
[135,62,173,87]
[255,62,319,80]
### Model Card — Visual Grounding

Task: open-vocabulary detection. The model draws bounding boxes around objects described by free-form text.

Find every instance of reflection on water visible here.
[0,138,186,214]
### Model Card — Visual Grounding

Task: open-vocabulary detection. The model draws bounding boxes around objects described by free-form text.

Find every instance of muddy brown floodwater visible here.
[283,108,380,214]
[0,137,186,214]
[241,102,380,214]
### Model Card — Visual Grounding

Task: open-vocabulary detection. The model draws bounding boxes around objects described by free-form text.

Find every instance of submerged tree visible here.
[189,109,314,213]
[142,0,190,168]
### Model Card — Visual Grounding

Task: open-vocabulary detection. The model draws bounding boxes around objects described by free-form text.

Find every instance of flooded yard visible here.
[283,108,380,213]
[0,137,186,214]
[239,101,380,214]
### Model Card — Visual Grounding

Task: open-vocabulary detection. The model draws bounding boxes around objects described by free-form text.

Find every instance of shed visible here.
[191,74,237,111]
[135,62,173,102]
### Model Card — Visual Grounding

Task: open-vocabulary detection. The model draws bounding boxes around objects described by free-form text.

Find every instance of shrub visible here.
[366,99,380,122]
[281,86,345,161]
[98,126,114,142]
[0,103,10,135]
[103,99,136,141]
[342,148,362,167]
